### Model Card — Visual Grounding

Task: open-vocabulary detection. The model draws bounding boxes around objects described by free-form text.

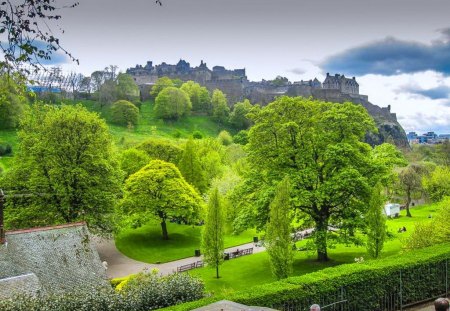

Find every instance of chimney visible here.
[0,189,5,244]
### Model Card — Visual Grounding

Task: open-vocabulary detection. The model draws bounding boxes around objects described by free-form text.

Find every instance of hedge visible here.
[159,243,450,311]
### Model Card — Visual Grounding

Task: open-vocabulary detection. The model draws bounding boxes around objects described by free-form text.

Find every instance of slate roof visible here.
[0,222,108,299]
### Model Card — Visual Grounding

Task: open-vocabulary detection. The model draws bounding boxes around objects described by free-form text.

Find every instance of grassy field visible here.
[115,221,257,263]
[187,203,436,293]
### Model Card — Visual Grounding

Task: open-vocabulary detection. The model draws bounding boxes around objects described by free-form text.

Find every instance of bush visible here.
[192,130,203,139]
[172,130,182,139]
[161,244,450,311]
[0,272,204,311]
[110,100,139,126]
[233,130,248,145]
[154,87,191,121]
[0,142,12,156]
[218,130,233,146]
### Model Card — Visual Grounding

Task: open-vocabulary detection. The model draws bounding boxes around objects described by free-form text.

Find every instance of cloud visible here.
[289,68,306,75]
[398,85,450,100]
[1,40,69,66]
[321,35,450,76]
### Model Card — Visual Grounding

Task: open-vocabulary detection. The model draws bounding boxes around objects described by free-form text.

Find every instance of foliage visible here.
[116,73,140,103]
[202,187,225,278]
[397,164,427,216]
[163,244,450,311]
[110,100,139,126]
[0,272,204,311]
[435,140,450,166]
[192,130,203,139]
[238,97,404,261]
[423,166,450,202]
[404,197,450,250]
[180,81,210,112]
[233,130,249,145]
[178,139,207,193]
[229,99,253,130]
[211,89,229,123]
[3,104,122,232]
[365,183,387,258]
[135,138,183,164]
[0,0,78,71]
[0,73,28,129]
[0,140,12,156]
[119,148,150,179]
[266,177,293,279]
[119,160,203,240]
[270,75,289,86]
[97,79,117,108]
[154,87,191,121]
[218,130,233,146]
[150,77,174,98]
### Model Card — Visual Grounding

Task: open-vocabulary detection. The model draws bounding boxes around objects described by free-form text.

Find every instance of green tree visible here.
[218,130,233,146]
[119,148,150,179]
[178,139,207,193]
[233,130,249,145]
[154,87,191,121]
[120,160,203,240]
[4,104,122,232]
[98,79,118,109]
[265,177,293,279]
[240,97,403,261]
[150,77,174,98]
[111,100,139,126]
[229,99,253,130]
[423,166,450,202]
[116,73,140,103]
[202,187,225,278]
[0,73,28,129]
[211,89,229,123]
[366,183,387,258]
[180,81,211,112]
[136,138,183,164]
[397,164,427,217]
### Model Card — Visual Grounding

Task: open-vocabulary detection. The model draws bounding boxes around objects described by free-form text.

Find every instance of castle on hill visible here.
[127,60,365,105]
[127,59,408,148]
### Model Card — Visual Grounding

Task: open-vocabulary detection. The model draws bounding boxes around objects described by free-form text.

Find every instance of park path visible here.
[94,237,266,279]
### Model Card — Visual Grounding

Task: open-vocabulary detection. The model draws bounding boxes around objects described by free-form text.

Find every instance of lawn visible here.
[115,221,257,263]
[187,203,437,293]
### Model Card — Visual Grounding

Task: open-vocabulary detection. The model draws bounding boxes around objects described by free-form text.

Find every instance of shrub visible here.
[172,130,182,139]
[110,100,139,126]
[0,141,12,156]
[218,130,233,146]
[0,272,204,311]
[192,130,203,139]
[233,130,248,145]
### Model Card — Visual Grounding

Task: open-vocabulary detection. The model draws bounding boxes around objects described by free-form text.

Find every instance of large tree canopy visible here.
[154,87,191,121]
[120,160,203,240]
[237,97,403,261]
[3,104,122,232]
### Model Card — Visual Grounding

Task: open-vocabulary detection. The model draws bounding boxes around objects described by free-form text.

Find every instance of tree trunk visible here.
[406,191,412,217]
[216,261,220,279]
[315,219,329,262]
[161,219,169,240]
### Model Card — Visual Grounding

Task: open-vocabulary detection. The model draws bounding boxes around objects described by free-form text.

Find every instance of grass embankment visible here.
[0,99,234,171]
[115,221,257,263]
[187,204,436,294]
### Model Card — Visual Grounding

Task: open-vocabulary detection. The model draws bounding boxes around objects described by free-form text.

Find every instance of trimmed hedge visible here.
[159,243,450,311]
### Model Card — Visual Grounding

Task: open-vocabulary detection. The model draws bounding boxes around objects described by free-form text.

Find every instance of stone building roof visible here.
[0,222,108,299]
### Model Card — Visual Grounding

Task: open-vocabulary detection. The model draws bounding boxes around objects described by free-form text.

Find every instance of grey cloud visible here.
[289,68,306,75]
[321,36,450,76]
[399,85,450,100]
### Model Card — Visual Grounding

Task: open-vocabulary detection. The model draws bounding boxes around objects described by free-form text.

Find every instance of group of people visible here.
[309,298,449,311]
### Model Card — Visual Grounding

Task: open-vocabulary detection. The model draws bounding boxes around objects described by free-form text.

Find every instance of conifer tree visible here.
[178,139,207,193]
[202,187,225,278]
[366,183,387,258]
[266,177,293,279]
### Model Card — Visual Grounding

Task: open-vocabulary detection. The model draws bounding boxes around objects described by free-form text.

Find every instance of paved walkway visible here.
[94,237,266,279]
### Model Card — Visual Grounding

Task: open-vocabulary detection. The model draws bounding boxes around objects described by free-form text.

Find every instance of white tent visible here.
[384,203,401,217]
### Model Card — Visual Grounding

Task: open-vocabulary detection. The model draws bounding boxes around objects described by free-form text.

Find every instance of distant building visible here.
[322,73,359,95]
[0,222,108,299]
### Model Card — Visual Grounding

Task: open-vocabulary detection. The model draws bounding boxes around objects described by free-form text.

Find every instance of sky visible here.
[46,0,450,134]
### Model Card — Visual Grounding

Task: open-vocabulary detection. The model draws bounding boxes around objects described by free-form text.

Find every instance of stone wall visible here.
[205,79,246,106]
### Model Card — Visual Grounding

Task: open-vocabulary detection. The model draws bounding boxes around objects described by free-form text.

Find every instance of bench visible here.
[176,261,203,273]
[224,247,253,260]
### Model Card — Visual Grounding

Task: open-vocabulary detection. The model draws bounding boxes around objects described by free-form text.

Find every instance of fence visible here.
[273,259,449,311]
